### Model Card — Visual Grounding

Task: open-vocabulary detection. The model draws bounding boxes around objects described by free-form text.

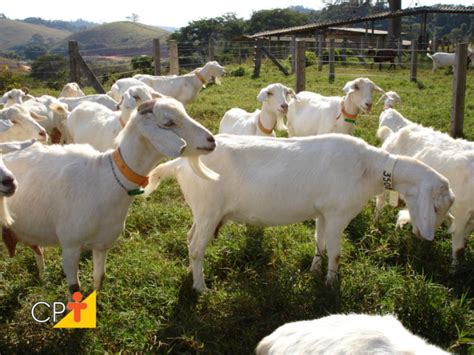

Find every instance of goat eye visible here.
[163,121,175,128]
[354,84,359,90]
[267,92,273,96]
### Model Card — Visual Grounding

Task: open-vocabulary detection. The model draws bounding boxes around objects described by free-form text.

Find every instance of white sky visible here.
[2,0,472,28]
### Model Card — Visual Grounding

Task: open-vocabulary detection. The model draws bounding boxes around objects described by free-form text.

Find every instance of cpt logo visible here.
[31,291,96,328]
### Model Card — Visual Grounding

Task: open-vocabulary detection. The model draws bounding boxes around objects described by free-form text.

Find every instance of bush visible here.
[30,54,68,87]
[131,55,153,74]
[230,66,246,77]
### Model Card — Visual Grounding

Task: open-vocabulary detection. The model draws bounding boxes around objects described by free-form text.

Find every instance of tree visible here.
[126,13,139,22]
[245,9,311,34]
[30,54,67,83]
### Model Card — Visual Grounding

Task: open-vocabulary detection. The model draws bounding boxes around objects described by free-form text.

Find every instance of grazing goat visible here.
[287,78,384,137]
[67,86,161,152]
[427,51,474,73]
[2,97,217,293]
[376,91,413,136]
[59,82,85,98]
[59,94,119,111]
[367,48,397,70]
[0,105,48,143]
[0,89,34,108]
[377,123,473,268]
[219,83,295,136]
[0,139,37,226]
[144,134,454,291]
[110,61,225,104]
[256,314,448,355]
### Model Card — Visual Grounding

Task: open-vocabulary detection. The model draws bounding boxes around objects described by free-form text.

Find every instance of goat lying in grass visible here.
[145,134,454,291]
[256,314,448,355]
[2,97,217,294]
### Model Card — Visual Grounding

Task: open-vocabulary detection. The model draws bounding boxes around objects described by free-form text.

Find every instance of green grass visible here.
[1,62,473,354]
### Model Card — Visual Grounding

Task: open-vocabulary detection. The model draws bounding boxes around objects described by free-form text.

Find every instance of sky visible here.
[1,0,472,28]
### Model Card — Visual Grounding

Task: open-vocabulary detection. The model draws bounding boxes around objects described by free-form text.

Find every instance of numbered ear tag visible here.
[389,191,400,207]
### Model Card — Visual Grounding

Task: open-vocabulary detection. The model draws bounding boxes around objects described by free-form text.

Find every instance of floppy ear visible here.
[342,80,356,94]
[257,88,269,102]
[414,187,437,241]
[137,120,186,158]
[151,91,163,99]
[29,111,47,122]
[288,88,297,99]
[0,119,13,132]
[49,103,68,115]
[0,138,36,153]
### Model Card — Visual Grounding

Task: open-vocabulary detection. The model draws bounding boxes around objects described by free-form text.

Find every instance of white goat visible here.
[0,105,48,143]
[256,314,448,355]
[59,94,120,111]
[377,123,473,267]
[144,134,454,291]
[59,82,85,98]
[218,83,294,136]
[111,61,225,104]
[376,91,414,136]
[22,96,70,144]
[0,89,34,108]
[0,139,37,226]
[2,97,217,293]
[67,86,161,152]
[427,51,474,73]
[287,78,384,137]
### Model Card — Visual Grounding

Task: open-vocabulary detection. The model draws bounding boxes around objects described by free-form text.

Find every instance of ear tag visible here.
[389,191,400,207]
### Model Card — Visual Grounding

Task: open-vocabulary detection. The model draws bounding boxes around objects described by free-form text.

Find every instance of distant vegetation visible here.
[22,17,97,33]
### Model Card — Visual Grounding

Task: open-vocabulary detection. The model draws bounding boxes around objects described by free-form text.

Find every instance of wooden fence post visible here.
[318,34,325,71]
[153,38,161,75]
[451,42,468,138]
[328,39,335,83]
[295,40,306,93]
[208,37,215,61]
[68,41,80,84]
[397,37,403,67]
[68,40,105,93]
[253,39,262,78]
[410,39,418,82]
[290,36,296,74]
[169,40,179,75]
[341,38,347,66]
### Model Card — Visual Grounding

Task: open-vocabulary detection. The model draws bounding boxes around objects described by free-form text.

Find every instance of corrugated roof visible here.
[250,6,474,38]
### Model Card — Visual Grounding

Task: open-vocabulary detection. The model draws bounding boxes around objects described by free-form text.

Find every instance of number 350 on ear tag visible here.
[389,191,400,207]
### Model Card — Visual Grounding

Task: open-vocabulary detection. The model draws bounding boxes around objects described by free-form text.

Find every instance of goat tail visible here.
[0,197,14,226]
[376,126,394,143]
[143,158,182,197]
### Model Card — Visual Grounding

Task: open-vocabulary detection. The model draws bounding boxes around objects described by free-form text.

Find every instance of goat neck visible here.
[341,94,360,119]
[257,102,278,135]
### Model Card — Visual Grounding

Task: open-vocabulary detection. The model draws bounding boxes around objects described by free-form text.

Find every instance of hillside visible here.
[0,18,71,50]
[62,21,170,55]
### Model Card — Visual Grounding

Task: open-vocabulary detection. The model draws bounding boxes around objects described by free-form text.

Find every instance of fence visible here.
[67,38,470,137]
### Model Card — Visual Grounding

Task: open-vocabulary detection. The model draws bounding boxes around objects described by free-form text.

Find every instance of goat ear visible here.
[151,91,163,99]
[49,103,68,115]
[0,138,36,153]
[414,187,437,241]
[376,93,387,105]
[137,119,186,158]
[0,119,13,132]
[372,84,385,93]
[342,80,356,94]
[288,88,297,99]
[137,99,156,115]
[29,111,47,122]
[257,88,268,102]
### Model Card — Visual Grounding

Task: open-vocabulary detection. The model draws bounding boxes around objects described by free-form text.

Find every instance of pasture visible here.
[0,61,473,353]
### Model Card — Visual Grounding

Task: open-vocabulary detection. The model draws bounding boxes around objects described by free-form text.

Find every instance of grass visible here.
[1,61,473,354]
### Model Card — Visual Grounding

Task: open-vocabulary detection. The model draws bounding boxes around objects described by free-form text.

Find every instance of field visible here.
[0,61,473,353]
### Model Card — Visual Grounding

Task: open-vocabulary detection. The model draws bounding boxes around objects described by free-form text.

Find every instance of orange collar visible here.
[336,100,359,123]
[257,115,274,135]
[118,115,126,129]
[195,71,207,85]
[112,148,149,188]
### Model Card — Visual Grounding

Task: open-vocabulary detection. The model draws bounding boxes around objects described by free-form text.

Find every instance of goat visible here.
[256,314,448,355]
[218,83,295,136]
[367,48,397,70]
[0,89,34,108]
[2,97,217,293]
[287,78,384,137]
[427,50,474,73]
[144,133,454,291]
[59,94,120,112]
[377,123,473,268]
[0,105,48,143]
[67,86,161,152]
[110,61,225,104]
[59,82,85,98]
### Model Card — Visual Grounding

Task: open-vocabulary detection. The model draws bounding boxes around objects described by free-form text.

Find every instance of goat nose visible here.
[207,136,215,143]
[366,103,372,111]
[2,176,14,187]
[281,103,288,110]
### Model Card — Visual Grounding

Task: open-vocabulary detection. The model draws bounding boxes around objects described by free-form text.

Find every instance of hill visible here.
[61,21,170,55]
[0,18,71,51]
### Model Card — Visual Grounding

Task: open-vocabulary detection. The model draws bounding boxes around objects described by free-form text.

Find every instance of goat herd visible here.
[0,59,471,353]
